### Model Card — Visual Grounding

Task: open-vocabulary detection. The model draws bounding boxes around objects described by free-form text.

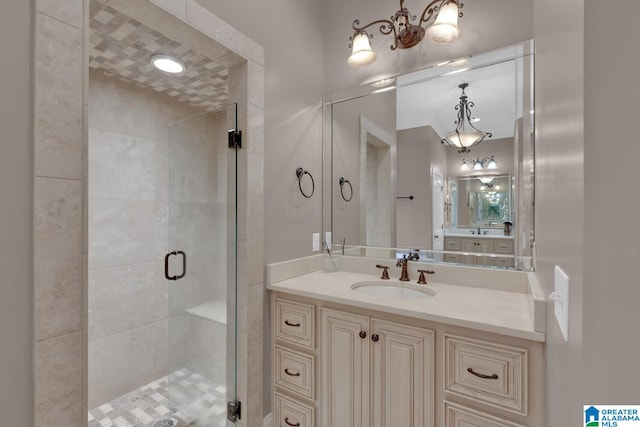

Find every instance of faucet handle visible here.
[376,264,390,280]
[417,269,435,284]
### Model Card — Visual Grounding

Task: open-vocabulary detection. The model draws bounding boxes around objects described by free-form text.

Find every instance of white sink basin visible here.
[351,281,436,299]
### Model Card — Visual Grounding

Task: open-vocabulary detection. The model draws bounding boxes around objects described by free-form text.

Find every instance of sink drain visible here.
[153,419,175,427]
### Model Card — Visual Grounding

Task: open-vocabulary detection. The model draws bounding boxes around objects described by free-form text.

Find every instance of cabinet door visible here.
[320,308,370,427]
[462,240,492,265]
[370,319,434,427]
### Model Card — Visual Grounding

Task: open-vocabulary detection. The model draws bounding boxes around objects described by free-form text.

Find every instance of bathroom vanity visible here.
[267,256,545,427]
[443,231,515,268]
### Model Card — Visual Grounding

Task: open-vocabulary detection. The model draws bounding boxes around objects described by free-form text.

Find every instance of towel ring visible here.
[296,167,315,198]
[339,177,353,202]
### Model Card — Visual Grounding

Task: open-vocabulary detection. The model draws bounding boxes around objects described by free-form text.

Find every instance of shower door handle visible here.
[164,250,187,281]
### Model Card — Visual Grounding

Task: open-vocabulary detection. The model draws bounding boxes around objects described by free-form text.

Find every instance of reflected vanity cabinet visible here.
[272,294,544,427]
[444,236,514,267]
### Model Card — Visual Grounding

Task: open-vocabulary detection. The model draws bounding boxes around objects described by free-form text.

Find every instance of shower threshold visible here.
[88,368,228,427]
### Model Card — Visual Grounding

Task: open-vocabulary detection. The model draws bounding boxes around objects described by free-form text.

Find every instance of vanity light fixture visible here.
[151,54,185,74]
[442,83,492,153]
[459,155,497,171]
[347,0,463,68]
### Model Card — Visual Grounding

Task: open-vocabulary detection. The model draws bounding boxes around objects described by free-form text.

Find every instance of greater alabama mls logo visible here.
[585,405,640,426]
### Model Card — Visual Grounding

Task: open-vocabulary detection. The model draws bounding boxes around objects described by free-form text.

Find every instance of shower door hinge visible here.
[227,400,241,422]
[228,129,242,149]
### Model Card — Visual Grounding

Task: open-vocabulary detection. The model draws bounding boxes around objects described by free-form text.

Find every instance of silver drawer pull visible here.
[284,320,301,327]
[467,367,499,380]
[284,368,300,377]
[284,417,300,427]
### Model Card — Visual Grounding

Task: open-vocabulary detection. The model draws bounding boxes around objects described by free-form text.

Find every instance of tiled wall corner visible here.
[34,331,84,426]
[36,0,84,30]
[248,195,265,286]
[34,177,83,341]
[34,12,83,180]
[33,0,87,425]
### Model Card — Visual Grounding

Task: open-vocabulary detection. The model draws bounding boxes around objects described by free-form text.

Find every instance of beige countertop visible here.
[268,269,545,342]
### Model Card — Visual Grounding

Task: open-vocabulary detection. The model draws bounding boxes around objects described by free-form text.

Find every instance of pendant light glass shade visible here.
[443,130,487,151]
[348,32,377,67]
[426,1,461,44]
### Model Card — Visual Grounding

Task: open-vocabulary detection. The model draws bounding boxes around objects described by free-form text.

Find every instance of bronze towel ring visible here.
[296,167,315,198]
[339,177,353,202]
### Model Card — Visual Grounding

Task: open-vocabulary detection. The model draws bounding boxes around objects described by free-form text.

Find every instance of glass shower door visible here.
[166,104,238,427]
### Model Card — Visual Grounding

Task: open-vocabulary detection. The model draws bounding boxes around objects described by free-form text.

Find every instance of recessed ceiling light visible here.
[151,54,185,74]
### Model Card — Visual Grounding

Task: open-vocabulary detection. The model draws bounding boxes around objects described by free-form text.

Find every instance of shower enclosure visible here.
[87,70,239,427]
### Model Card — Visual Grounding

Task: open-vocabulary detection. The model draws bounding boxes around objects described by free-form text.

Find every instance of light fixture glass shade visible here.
[460,162,469,171]
[473,159,483,170]
[151,54,185,74]
[487,157,497,169]
[443,130,486,150]
[426,1,461,44]
[479,177,494,184]
[348,32,377,67]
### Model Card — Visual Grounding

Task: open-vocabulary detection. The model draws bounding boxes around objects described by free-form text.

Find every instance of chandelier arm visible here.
[464,102,493,137]
[418,0,448,25]
[352,18,399,50]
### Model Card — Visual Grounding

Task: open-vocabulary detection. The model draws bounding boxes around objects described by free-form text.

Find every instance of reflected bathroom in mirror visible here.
[324,40,534,270]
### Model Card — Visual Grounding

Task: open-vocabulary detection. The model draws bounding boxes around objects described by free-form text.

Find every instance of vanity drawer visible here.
[445,253,463,263]
[275,393,314,427]
[275,298,315,349]
[445,238,462,251]
[444,401,525,427]
[444,334,527,414]
[493,240,513,254]
[275,346,314,399]
[493,257,514,268]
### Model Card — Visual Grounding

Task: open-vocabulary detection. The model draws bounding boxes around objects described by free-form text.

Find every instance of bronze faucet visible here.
[396,255,410,281]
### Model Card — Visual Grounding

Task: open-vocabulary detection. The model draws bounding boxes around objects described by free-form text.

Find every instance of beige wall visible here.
[534,0,584,424]
[331,90,396,246]
[0,1,33,425]
[583,0,640,404]
[396,126,448,250]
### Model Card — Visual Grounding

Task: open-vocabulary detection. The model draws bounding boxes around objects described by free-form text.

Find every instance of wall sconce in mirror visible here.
[347,0,463,67]
[339,177,353,202]
[460,155,497,171]
[441,83,492,153]
[296,167,315,198]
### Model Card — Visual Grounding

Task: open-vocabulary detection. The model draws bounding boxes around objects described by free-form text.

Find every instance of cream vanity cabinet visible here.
[320,308,434,427]
[444,236,514,267]
[272,294,543,427]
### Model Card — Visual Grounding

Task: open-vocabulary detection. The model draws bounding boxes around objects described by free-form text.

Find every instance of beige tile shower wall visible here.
[87,72,228,407]
[33,0,86,425]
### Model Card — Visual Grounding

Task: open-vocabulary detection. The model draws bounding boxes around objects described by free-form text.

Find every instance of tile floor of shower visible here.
[88,368,228,427]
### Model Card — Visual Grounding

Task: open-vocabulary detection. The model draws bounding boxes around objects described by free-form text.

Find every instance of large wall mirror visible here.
[324,40,535,270]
